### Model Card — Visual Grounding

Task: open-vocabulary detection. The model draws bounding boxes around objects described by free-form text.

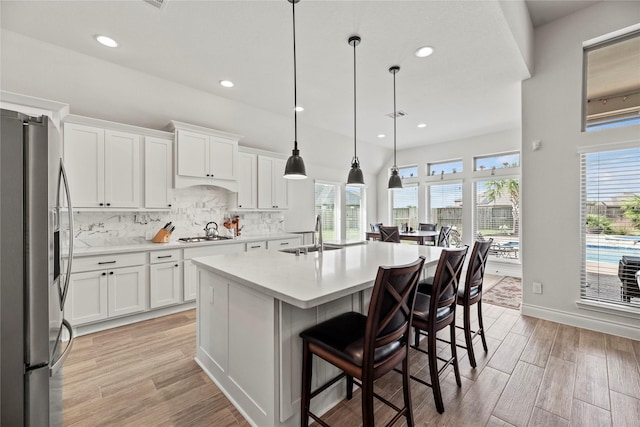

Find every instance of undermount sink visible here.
[178,236,233,243]
[279,245,341,254]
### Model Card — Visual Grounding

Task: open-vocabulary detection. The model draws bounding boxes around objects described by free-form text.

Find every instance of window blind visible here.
[391,185,418,229]
[580,147,640,306]
[428,181,463,238]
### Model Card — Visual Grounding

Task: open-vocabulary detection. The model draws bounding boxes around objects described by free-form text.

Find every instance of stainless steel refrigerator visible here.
[1,109,74,426]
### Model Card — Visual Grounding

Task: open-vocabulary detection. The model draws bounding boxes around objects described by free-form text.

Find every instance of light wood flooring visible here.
[63,305,640,426]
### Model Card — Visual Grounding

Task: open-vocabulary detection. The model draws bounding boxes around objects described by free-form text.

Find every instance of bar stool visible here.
[410,246,468,414]
[299,256,426,427]
[415,239,493,368]
[436,226,452,247]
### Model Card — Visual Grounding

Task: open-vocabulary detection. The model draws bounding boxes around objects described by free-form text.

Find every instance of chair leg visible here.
[427,330,444,414]
[402,355,414,427]
[414,327,421,348]
[477,300,488,353]
[300,342,312,427]
[346,375,353,400]
[361,375,375,427]
[463,303,477,368]
[450,323,462,388]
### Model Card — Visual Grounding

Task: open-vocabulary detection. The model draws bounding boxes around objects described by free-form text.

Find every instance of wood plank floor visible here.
[63,305,640,426]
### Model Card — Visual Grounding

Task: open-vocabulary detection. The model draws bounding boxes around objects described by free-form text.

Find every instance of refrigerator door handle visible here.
[57,159,74,309]
[49,319,74,377]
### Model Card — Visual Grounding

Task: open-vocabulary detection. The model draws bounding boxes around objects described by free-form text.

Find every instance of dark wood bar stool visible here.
[414,239,493,368]
[299,256,426,427]
[436,226,452,247]
[410,247,468,414]
[379,225,400,243]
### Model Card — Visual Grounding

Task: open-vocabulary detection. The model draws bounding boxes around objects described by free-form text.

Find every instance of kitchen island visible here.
[192,241,443,427]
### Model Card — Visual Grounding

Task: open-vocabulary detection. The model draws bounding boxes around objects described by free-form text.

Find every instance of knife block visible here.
[152,228,171,243]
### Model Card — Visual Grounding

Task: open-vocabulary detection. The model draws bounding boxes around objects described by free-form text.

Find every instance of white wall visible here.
[521,1,640,339]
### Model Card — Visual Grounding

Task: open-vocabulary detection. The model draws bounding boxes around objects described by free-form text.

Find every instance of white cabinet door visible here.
[237,152,257,209]
[149,261,182,308]
[257,156,288,209]
[104,130,141,208]
[63,123,104,208]
[145,137,173,209]
[107,265,147,317]
[177,129,209,178]
[209,136,237,180]
[183,260,197,302]
[271,157,289,209]
[67,270,108,325]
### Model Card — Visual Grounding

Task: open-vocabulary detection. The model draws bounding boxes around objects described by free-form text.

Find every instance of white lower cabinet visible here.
[149,261,182,308]
[67,265,146,325]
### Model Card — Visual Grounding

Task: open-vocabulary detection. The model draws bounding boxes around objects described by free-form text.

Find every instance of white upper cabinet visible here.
[144,137,173,209]
[237,152,257,209]
[257,156,288,210]
[64,122,140,208]
[171,121,241,191]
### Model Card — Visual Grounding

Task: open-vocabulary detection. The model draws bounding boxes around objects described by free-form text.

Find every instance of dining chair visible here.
[418,223,437,245]
[379,226,400,243]
[410,246,468,414]
[436,226,452,247]
[300,256,426,427]
[370,223,383,233]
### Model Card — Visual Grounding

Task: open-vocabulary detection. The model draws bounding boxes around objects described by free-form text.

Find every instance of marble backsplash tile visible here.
[67,186,285,246]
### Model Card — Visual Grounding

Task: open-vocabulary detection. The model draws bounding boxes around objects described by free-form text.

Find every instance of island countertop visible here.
[192,241,443,309]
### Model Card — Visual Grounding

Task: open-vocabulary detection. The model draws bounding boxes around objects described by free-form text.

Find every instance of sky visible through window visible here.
[475,153,520,171]
[586,147,640,201]
[428,160,462,175]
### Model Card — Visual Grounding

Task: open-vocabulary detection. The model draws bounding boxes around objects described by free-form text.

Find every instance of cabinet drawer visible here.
[183,243,244,259]
[267,238,301,250]
[246,241,266,251]
[149,249,181,264]
[71,252,146,273]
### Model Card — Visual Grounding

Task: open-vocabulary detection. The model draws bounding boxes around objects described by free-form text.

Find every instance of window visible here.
[475,152,520,171]
[398,165,418,179]
[428,159,463,176]
[581,147,640,306]
[583,30,640,131]
[346,186,365,240]
[315,182,340,241]
[391,185,418,229]
[428,182,463,238]
[473,178,520,260]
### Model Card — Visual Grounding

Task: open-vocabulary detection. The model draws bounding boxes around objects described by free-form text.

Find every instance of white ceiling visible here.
[0,1,598,153]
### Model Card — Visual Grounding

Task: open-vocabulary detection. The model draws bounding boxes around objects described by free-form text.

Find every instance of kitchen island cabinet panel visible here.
[197,271,228,374]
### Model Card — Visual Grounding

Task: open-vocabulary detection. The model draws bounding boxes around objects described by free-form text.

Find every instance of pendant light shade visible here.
[283,0,307,179]
[388,65,403,189]
[346,35,365,186]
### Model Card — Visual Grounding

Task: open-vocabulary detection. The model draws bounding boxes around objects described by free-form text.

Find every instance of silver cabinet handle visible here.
[50,319,74,377]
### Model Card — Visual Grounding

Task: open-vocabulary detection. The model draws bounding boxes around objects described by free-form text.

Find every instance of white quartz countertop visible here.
[192,241,444,309]
[69,233,302,257]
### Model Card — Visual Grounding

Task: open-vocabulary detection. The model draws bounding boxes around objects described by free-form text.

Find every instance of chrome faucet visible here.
[315,214,324,252]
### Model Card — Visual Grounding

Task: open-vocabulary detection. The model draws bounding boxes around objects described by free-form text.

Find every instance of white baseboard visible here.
[521,302,640,340]
[72,302,196,337]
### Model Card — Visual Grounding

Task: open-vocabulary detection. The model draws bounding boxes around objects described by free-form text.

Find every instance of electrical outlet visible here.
[533,282,542,294]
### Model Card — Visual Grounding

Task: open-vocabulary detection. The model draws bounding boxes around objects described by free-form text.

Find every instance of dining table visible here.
[365,229,439,245]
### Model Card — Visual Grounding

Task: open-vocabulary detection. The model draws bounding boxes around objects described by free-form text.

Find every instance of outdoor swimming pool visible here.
[586,244,640,265]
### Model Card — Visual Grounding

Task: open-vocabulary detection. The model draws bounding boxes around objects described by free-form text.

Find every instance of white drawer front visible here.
[267,238,301,250]
[183,243,244,259]
[71,252,146,273]
[149,249,181,264]
[245,241,266,251]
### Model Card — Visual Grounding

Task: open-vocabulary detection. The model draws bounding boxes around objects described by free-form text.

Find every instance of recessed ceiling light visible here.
[294,106,304,112]
[377,134,386,138]
[219,80,234,88]
[417,123,427,128]
[415,46,434,58]
[95,35,118,48]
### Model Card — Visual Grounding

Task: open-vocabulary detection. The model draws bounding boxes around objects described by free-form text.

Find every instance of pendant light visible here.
[283,0,307,179]
[388,65,403,189]
[346,35,365,186]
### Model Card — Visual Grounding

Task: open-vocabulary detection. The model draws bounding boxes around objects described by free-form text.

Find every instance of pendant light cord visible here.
[292,1,298,151]
[353,39,357,160]
[393,69,397,168]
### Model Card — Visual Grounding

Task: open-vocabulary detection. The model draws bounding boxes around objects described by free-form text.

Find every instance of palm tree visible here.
[485,179,520,235]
